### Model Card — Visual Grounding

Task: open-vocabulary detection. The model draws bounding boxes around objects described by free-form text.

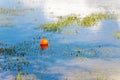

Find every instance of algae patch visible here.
[0,7,33,16]
[42,15,80,32]
[16,73,36,80]
[115,32,120,39]
[40,13,111,32]
[80,13,109,27]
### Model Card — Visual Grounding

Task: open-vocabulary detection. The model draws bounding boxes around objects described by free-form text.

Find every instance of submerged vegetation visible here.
[0,41,31,72]
[65,76,114,80]
[115,32,120,39]
[0,0,119,80]
[0,18,11,21]
[0,34,117,79]
[0,7,33,16]
[95,77,114,80]
[16,73,21,80]
[0,7,34,27]
[0,35,119,80]
[41,15,80,32]
[80,13,109,26]
[41,13,111,32]
[15,73,36,80]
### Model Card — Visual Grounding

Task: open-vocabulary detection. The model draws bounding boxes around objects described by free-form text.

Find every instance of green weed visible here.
[41,13,111,32]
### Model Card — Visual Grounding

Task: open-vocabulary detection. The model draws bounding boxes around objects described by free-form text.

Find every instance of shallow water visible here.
[0,0,120,80]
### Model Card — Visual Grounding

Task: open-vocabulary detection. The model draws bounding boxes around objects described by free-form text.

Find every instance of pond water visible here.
[0,0,120,80]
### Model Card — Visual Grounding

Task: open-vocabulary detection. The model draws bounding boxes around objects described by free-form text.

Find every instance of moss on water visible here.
[16,73,21,80]
[42,15,80,32]
[0,7,34,27]
[80,13,109,27]
[0,7,33,16]
[0,44,30,72]
[115,32,120,39]
[0,8,20,16]
[41,13,111,32]
[15,73,36,80]
[65,76,114,80]
[96,77,114,80]
[0,18,11,21]
[0,17,12,27]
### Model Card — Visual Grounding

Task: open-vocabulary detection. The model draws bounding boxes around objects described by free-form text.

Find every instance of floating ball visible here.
[40,38,48,50]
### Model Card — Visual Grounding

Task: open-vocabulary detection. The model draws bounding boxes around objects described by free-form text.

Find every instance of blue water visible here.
[0,0,120,80]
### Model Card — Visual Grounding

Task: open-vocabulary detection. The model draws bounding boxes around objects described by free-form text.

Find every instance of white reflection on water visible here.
[42,0,104,18]
[0,0,120,80]
[21,0,120,27]
[48,58,120,80]
[21,0,120,18]
[20,0,44,8]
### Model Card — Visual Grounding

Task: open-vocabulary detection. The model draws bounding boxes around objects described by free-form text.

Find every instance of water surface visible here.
[0,0,120,80]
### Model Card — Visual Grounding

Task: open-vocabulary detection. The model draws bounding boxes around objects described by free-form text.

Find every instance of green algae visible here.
[65,76,114,80]
[0,7,33,16]
[0,18,11,21]
[0,8,21,16]
[16,73,21,80]
[80,13,109,27]
[0,17,12,27]
[0,44,30,72]
[41,13,111,32]
[0,7,34,27]
[96,77,114,80]
[16,73,36,80]
[42,15,80,32]
[115,32,120,39]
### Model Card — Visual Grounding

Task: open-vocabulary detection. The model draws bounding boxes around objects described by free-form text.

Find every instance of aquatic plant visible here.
[16,73,21,80]
[0,48,3,52]
[0,18,11,21]
[65,76,114,80]
[41,13,111,32]
[0,7,34,27]
[96,77,114,80]
[0,35,43,73]
[0,43,30,72]
[80,13,109,27]
[115,32,120,39]
[77,49,81,53]
[0,8,20,16]
[0,7,33,16]
[0,17,12,27]
[15,73,36,80]
[42,15,80,32]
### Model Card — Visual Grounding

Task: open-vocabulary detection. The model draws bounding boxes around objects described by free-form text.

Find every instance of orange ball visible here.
[40,38,48,50]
